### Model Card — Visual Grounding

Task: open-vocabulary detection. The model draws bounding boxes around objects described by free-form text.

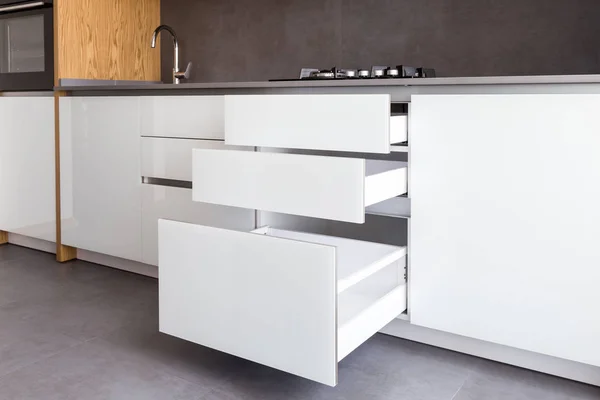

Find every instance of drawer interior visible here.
[252,226,406,293]
[338,262,406,361]
[251,226,407,362]
[364,160,408,207]
[390,115,408,145]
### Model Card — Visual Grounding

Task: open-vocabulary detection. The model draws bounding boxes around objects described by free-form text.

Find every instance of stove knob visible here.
[373,69,385,78]
[386,68,400,78]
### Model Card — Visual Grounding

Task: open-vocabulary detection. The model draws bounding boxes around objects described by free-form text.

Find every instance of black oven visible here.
[0,0,53,91]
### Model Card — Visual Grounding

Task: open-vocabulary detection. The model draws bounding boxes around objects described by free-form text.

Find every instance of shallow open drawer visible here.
[224,94,407,153]
[192,149,408,224]
[158,220,407,386]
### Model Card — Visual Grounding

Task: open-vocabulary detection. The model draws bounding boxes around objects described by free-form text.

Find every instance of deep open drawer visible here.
[158,220,407,386]
[224,94,407,153]
[192,149,408,224]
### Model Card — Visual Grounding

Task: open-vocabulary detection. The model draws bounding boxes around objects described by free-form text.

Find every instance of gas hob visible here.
[270,66,436,81]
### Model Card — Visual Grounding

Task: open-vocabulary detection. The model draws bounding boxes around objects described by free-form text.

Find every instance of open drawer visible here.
[192,149,408,224]
[158,220,407,386]
[224,94,407,153]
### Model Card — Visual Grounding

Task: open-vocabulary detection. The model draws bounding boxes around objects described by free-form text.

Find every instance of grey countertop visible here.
[55,74,600,92]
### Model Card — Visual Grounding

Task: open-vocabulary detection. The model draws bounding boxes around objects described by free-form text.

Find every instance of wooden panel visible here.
[224,95,392,153]
[158,219,337,386]
[55,0,161,82]
[55,92,77,262]
[0,231,7,245]
[410,94,600,367]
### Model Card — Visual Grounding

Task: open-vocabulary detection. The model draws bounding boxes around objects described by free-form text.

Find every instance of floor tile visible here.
[101,316,245,389]
[0,290,156,342]
[0,338,208,400]
[0,244,44,263]
[454,360,600,400]
[0,308,81,378]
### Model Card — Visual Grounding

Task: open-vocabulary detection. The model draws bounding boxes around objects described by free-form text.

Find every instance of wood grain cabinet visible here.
[55,0,161,82]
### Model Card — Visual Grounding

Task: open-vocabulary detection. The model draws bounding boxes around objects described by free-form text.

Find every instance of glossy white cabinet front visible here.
[0,97,56,242]
[141,184,255,266]
[140,96,225,139]
[410,94,600,367]
[60,97,143,261]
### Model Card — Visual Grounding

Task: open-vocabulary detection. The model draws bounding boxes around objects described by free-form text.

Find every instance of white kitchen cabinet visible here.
[140,96,224,139]
[141,137,247,182]
[224,94,407,153]
[192,149,408,223]
[410,94,600,367]
[159,219,407,386]
[0,97,56,242]
[60,97,143,261]
[140,138,256,265]
[141,185,255,266]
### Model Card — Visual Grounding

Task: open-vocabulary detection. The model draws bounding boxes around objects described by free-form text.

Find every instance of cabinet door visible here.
[410,94,600,367]
[0,97,56,242]
[60,97,142,261]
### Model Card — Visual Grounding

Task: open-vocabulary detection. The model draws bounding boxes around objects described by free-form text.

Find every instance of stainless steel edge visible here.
[142,177,192,189]
[0,91,54,97]
[0,1,44,13]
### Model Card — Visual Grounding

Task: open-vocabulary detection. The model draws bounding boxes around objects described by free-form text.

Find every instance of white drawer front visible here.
[141,185,255,266]
[159,220,406,386]
[224,95,406,153]
[141,137,247,182]
[192,149,407,223]
[140,96,224,139]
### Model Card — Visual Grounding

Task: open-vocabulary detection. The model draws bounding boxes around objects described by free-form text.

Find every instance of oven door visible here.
[0,3,53,91]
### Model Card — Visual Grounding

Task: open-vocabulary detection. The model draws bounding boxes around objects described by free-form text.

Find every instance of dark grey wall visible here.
[160,0,600,83]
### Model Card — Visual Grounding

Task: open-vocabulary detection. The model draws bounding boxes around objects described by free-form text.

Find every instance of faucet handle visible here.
[175,62,192,81]
[183,61,192,79]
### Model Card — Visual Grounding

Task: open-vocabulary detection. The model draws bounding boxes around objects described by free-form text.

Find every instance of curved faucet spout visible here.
[151,25,183,83]
[151,25,178,48]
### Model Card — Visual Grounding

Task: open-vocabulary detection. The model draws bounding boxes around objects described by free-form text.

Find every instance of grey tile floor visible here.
[0,244,599,400]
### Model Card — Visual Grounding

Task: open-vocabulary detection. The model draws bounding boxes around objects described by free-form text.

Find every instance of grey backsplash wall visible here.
[160,0,600,83]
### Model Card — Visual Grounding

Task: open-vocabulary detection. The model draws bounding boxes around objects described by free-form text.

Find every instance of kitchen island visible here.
[50,75,600,386]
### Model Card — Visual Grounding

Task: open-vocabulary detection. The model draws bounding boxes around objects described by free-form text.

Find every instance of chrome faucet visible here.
[151,25,192,84]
